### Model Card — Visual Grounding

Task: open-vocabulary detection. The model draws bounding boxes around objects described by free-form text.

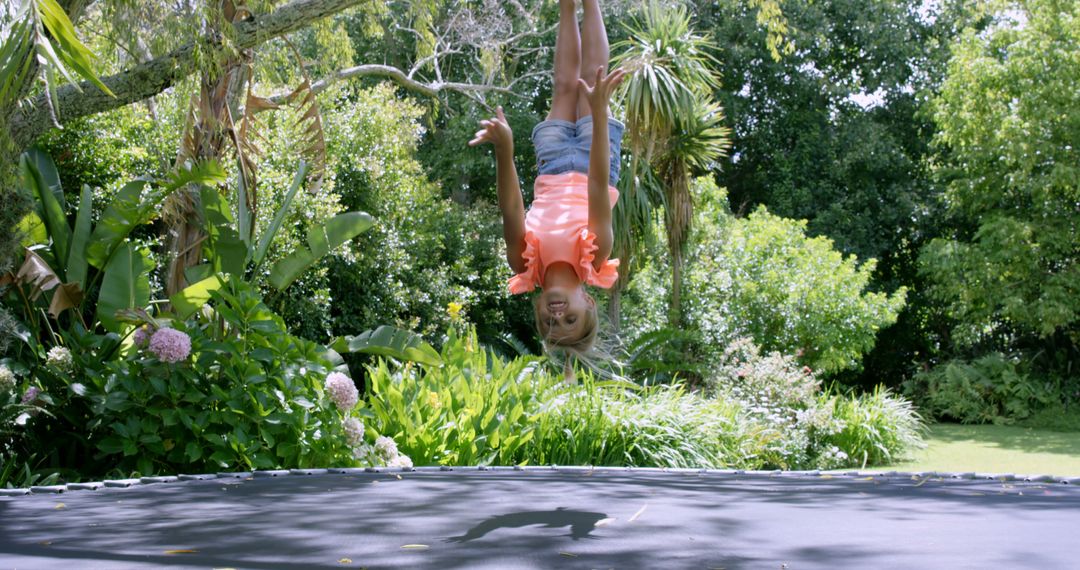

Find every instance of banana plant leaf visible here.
[20,153,70,276]
[252,161,307,270]
[330,326,442,367]
[17,212,47,247]
[170,274,229,320]
[268,211,373,291]
[86,160,225,270]
[96,243,152,332]
[66,184,93,288]
[199,185,247,277]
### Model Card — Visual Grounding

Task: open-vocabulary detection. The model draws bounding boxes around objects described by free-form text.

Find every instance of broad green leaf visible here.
[164,160,227,193]
[267,248,316,291]
[268,209,372,290]
[236,164,252,246]
[252,161,306,268]
[170,274,229,320]
[25,148,63,206]
[184,263,212,285]
[307,211,374,258]
[21,153,70,275]
[87,161,224,270]
[86,180,147,268]
[66,184,93,288]
[331,326,443,367]
[199,185,247,276]
[96,243,152,332]
[17,212,47,246]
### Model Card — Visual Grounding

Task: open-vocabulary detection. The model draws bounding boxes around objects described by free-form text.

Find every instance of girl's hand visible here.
[468,106,514,152]
[578,66,626,115]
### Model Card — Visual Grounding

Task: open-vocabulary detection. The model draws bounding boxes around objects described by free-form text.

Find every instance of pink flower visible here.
[325,372,358,412]
[133,326,152,347]
[21,386,40,405]
[149,328,191,363]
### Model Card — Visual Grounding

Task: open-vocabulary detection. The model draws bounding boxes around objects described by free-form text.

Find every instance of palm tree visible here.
[612,2,729,327]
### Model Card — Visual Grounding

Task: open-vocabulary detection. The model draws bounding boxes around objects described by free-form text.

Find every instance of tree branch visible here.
[267,63,519,105]
[8,0,363,151]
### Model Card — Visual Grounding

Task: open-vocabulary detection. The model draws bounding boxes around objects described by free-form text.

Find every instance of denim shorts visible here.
[531,116,624,187]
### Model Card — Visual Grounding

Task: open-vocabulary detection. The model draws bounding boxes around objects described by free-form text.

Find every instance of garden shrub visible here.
[686,206,907,375]
[47,281,364,477]
[708,337,923,469]
[711,337,820,409]
[528,382,754,468]
[903,353,1058,425]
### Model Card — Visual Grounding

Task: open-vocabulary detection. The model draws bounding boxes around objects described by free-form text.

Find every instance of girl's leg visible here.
[547,0,581,122]
[577,0,610,119]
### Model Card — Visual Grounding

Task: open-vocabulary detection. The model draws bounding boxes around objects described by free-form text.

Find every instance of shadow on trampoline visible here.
[444,506,608,543]
[1,470,1078,568]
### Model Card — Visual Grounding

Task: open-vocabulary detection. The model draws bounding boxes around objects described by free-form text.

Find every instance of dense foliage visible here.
[4,0,1076,487]
[922,0,1080,349]
[364,326,924,470]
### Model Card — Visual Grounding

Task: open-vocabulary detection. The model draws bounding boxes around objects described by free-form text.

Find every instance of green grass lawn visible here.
[867,423,1080,476]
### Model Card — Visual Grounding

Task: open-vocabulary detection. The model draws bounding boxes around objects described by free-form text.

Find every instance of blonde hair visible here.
[533,291,601,383]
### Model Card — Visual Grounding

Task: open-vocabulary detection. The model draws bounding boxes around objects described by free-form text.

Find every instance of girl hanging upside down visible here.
[469,0,625,377]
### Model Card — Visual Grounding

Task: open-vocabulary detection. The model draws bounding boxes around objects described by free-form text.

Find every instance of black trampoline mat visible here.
[2,468,1079,569]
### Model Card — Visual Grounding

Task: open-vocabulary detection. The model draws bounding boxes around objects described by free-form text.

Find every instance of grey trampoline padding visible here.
[1,469,1078,569]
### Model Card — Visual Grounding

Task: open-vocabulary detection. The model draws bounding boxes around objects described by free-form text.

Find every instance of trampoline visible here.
[2,467,1079,569]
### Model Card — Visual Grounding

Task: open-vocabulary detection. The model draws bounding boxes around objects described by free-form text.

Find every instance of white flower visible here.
[389,454,413,469]
[0,365,15,392]
[46,346,73,372]
[374,435,398,460]
[342,417,365,446]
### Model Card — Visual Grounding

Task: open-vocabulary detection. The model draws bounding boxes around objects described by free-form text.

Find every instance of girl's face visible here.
[538,285,594,341]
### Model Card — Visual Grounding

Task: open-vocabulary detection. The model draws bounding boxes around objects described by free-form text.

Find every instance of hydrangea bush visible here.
[78,281,364,476]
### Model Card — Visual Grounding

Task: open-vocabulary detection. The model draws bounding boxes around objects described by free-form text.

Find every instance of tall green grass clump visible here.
[364,328,925,470]
[527,379,757,468]
[363,327,560,466]
[819,386,926,468]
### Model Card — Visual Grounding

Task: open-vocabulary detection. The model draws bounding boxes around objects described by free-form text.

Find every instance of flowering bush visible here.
[77,281,361,475]
[681,203,906,375]
[706,338,920,469]
[710,337,821,410]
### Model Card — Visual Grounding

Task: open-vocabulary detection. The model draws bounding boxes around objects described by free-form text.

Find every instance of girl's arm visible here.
[469,107,527,273]
[579,67,626,268]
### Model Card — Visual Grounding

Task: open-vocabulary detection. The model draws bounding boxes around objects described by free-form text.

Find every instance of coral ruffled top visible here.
[508,172,620,294]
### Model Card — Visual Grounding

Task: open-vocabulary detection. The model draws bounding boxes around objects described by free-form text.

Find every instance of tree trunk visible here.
[670,247,683,328]
[164,0,253,296]
[607,285,622,334]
